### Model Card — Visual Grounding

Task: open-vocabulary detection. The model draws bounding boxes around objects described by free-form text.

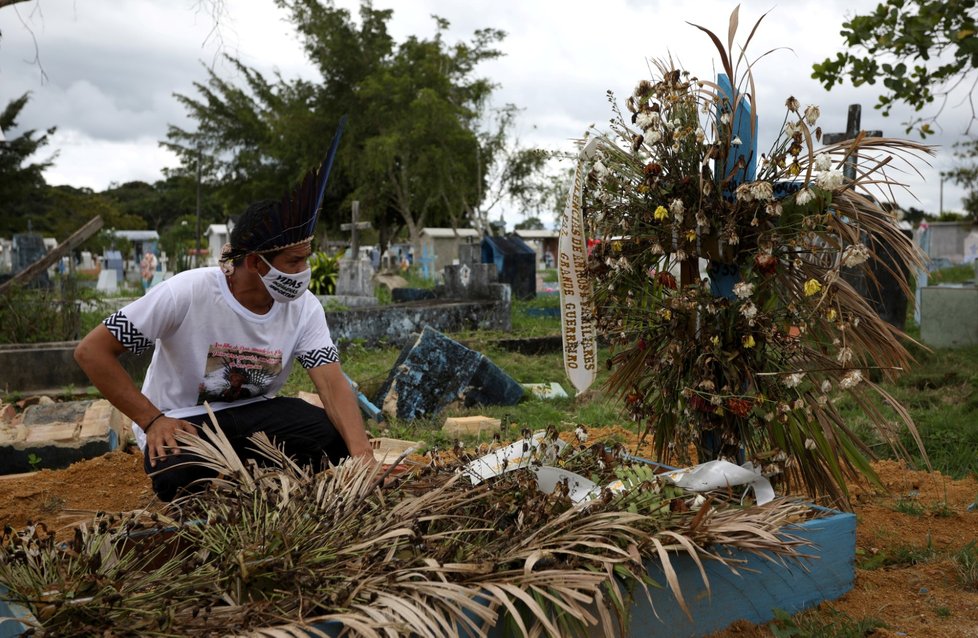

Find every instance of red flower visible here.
[754,253,778,276]
[726,397,753,417]
[655,271,678,289]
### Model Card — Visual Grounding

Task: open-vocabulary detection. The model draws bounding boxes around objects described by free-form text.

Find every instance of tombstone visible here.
[96,269,118,293]
[11,233,50,288]
[458,242,481,267]
[103,249,124,283]
[823,105,908,330]
[336,201,375,297]
[914,222,931,325]
[443,263,498,300]
[480,235,536,300]
[375,325,523,420]
[963,229,978,265]
[417,242,436,280]
[79,251,95,270]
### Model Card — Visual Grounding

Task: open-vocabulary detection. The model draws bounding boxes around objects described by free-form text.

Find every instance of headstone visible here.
[458,242,481,267]
[336,201,376,298]
[443,263,498,300]
[79,251,94,270]
[914,222,931,325]
[375,326,523,420]
[103,249,124,283]
[962,229,978,264]
[96,269,118,293]
[480,235,536,300]
[417,242,436,280]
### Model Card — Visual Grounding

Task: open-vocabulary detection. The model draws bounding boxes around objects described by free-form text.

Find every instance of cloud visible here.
[0,0,971,225]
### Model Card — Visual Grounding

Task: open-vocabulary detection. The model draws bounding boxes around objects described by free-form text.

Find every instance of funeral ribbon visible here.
[559,137,600,395]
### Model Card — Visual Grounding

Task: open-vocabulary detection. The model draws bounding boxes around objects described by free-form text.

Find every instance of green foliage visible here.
[955,540,978,590]
[0,280,84,344]
[812,0,978,136]
[857,535,937,570]
[26,453,41,472]
[308,251,340,295]
[0,93,55,233]
[768,607,886,638]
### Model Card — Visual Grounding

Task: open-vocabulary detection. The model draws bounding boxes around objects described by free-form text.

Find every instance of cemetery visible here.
[2,5,978,638]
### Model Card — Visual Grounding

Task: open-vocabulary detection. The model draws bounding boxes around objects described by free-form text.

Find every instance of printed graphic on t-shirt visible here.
[196,343,283,404]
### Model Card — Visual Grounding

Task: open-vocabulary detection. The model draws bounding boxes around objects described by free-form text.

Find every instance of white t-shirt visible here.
[103,267,338,449]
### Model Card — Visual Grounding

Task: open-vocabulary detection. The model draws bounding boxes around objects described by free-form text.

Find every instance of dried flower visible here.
[804,438,817,450]
[785,96,800,112]
[842,243,871,267]
[741,301,758,321]
[837,346,853,364]
[815,169,844,191]
[804,104,821,126]
[743,334,756,348]
[733,281,754,299]
[814,153,832,171]
[803,279,823,296]
[654,205,669,221]
[839,369,863,389]
[784,372,805,388]
[795,188,814,206]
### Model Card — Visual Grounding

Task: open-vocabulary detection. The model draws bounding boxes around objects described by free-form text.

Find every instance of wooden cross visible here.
[340,200,372,258]
[822,104,882,182]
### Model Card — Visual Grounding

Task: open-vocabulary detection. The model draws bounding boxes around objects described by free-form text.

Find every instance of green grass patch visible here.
[857,535,937,570]
[768,607,886,638]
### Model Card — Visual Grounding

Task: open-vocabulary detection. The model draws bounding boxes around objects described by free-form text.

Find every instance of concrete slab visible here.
[0,399,127,475]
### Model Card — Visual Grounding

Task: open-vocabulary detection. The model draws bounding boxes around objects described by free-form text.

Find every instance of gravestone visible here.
[336,201,375,298]
[963,229,978,264]
[824,104,907,330]
[96,269,118,293]
[11,233,49,288]
[481,235,536,300]
[79,251,95,270]
[375,326,523,420]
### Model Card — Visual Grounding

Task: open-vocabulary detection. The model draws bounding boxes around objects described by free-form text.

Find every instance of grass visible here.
[767,607,886,638]
[857,535,938,570]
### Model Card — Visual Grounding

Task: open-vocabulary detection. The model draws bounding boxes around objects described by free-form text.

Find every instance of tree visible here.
[0,93,55,234]
[944,138,978,220]
[812,0,978,136]
[513,216,544,231]
[164,1,543,257]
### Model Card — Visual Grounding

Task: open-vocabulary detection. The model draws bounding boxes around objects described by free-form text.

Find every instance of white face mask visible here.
[259,255,311,303]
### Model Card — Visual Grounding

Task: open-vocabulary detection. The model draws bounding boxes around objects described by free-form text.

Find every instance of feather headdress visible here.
[221,116,347,267]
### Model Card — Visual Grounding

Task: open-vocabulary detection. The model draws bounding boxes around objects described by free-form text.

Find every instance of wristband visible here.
[143,412,166,433]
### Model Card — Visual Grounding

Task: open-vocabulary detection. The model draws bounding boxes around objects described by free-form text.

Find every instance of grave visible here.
[0,398,129,474]
[920,284,978,348]
[375,325,523,420]
[481,234,536,300]
[330,201,378,307]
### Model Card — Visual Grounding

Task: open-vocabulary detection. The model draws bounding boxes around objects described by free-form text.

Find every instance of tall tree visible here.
[164,1,531,256]
[0,93,55,234]
[812,0,978,136]
[944,138,978,220]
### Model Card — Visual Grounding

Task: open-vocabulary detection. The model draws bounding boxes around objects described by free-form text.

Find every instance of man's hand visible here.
[146,417,199,467]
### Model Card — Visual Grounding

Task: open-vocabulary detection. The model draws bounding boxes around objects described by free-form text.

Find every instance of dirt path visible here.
[1,444,976,636]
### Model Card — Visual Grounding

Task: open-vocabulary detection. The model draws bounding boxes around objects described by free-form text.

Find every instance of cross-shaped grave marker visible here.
[340,201,372,260]
[822,104,882,182]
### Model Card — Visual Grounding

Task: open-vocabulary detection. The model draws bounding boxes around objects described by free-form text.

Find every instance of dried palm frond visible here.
[0,429,818,637]
[580,6,932,507]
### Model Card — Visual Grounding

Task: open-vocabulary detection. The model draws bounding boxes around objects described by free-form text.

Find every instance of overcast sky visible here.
[1,0,972,230]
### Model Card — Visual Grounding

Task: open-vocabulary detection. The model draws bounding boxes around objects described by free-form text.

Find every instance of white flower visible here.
[804,438,817,450]
[814,153,832,171]
[733,281,754,299]
[695,127,706,143]
[731,136,742,146]
[784,120,801,136]
[795,188,814,206]
[750,181,774,201]
[842,243,871,267]
[821,379,832,393]
[720,112,731,125]
[593,160,608,176]
[647,130,663,144]
[784,372,806,388]
[815,169,844,191]
[804,105,821,126]
[574,425,588,443]
[740,301,758,321]
[839,369,863,389]
[837,346,853,364]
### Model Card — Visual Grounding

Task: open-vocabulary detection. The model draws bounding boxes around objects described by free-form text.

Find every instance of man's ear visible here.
[243,253,263,273]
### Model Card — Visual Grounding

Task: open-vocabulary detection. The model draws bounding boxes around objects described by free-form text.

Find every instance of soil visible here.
[1,428,976,636]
